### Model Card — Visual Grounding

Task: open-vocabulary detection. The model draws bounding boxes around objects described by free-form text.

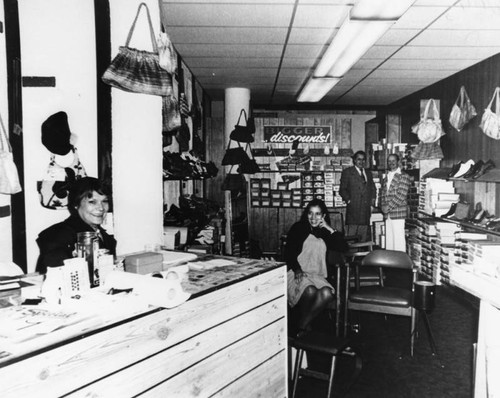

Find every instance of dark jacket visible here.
[36,214,116,274]
[339,166,376,225]
[285,221,348,274]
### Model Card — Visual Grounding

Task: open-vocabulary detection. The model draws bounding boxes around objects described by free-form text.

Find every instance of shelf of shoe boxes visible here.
[249,155,351,209]
[409,171,500,290]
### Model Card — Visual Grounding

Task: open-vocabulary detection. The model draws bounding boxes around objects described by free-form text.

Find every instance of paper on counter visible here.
[188,259,237,271]
[104,270,190,309]
[158,250,198,268]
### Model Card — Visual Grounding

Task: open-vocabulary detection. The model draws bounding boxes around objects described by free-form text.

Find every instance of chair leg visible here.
[291,348,304,398]
[410,308,417,357]
[326,356,337,398]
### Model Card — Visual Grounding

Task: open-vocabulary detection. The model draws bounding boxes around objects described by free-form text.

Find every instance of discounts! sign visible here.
[264,125,331,143]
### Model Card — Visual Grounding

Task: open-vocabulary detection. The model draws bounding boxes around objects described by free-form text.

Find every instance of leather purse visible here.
[229,109,254,143]
[449,86,476,132]
[237,143,260,174]
[412,99,445,143]
[221,141,250,166]
[480,87,500,140]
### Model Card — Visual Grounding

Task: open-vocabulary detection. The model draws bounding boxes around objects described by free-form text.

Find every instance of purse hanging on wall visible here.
[0,111,22,195]
[237,143,261,174]
[229,109,254,143]
[411,99,445,143]
[480,87,500,140]
[102,3,173,96]
[221,165,246,198]
[221,140,250,166]
[449,86,477,132]
[37,148,87,210]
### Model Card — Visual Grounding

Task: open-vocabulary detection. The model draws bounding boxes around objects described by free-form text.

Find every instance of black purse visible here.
[221,165,247,198]
[229,109,254,143]
[221,141,250,166]
[237,143,261,174]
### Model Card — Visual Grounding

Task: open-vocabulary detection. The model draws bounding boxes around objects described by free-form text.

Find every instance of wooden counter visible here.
[0,257,287,398]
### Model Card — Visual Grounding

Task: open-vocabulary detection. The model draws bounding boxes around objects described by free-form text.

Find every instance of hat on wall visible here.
[41,111,73,155]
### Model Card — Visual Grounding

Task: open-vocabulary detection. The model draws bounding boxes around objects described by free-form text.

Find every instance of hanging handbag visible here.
[411,140,443,160]
[449,86,477,132]
[411,99,445,143]
[237,143,261,174]
[162,95,181,134]
[175,118,191,152]
[221,141,250,166]
[102,3,173,96]
[0,111,22,195]
[229,109,254,143]
[37,148,87,209]
[480,87,500,140]
[221,165,246,198]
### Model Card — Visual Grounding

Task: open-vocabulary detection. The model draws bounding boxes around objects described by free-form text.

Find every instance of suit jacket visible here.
[339,166,376,225]
[36,214,116,274]
[380,171,412,219]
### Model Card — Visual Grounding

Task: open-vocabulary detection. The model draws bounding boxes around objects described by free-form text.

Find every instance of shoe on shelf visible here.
[472,159,496,179]
[441,202,457,218]
[462,160,484,179]
[452,159,475,178]
[468,202,483,221]
[448,161,463,177]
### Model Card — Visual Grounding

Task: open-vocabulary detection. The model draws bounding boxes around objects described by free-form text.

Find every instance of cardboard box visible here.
[124,252,163,274]
[164,226,188,245]
[163,229,180,250]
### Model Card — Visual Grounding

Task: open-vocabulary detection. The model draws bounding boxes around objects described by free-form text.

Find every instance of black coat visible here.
[339,166,376,225]
[36,214,116,274]
[285,221,348,273]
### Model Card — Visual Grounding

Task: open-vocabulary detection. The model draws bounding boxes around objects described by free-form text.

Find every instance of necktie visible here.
[360,169,366,183]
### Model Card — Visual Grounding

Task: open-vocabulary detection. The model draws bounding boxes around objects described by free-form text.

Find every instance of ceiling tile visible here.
[288,27,335,44]
[457,0,500,6]
[409,29,500,47]
[183,57,281,69]
[278,68,311,78]
[293,4,350,28]
[198,75,275,85]
[284,44,324,58]
[377,29,420,46]
[378,58,480,70]
[392,6,449,29]
[368,69,455,79]
[162,3,294,27]
[190,68,277,78]
[393,46,500,59]
[431,6,500,29]
[362,46,400,59]
[175,43,283,58]
[359,77,444,86]
[167,27,288,44]
[281,57,319,68]
[414,0,457,5]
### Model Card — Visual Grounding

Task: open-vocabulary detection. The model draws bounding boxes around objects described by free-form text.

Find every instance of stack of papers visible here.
[188,259,237,271]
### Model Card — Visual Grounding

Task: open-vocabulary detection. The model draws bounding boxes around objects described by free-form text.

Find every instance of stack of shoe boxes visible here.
[250,178,271,207]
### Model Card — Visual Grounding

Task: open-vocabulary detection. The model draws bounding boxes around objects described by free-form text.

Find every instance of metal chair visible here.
[345,249,418,356]
[346,241,384,290]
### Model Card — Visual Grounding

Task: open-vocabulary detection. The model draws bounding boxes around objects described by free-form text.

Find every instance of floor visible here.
[290,271,479,398]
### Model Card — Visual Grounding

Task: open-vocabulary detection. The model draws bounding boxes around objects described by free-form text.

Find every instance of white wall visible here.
[0,3,12,262]
[18,0,98,271]
[109,0,164,255]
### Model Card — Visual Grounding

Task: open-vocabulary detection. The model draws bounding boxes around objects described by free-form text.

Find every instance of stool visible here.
[413,280,438,355]
[289,331,359,398]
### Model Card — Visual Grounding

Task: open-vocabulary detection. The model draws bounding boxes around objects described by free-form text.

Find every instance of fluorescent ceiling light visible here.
[315,17,394,77]
[297,77,342,103]
[351,0,416,20]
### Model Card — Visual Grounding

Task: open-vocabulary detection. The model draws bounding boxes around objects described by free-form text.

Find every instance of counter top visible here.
[0,256,284,367]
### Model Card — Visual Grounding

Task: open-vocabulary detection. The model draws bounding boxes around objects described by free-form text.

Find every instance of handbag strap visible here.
[0,110,12,152]
[486,87,500,115]
[244,143,255,160]
[125,2,158,52]
[236,109,248,126]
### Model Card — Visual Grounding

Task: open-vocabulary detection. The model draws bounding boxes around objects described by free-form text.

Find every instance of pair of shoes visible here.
[448,161,463,177]
[472,159,496,179]
[452,159,475,178]
[462,160,484,179]
[441,202,457,218]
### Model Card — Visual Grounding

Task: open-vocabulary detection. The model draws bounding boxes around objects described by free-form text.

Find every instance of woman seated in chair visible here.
[286,199,348,336]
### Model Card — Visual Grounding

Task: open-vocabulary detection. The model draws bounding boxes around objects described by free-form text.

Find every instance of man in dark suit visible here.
[340,150,377,242]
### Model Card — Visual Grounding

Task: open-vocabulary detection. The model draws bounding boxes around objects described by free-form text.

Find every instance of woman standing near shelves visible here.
[380,154,412,251]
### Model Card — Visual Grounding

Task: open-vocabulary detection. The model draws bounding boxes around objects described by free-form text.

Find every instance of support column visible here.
[223,88,250,255]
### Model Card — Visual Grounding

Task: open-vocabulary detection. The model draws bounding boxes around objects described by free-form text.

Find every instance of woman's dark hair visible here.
[300,199,331,224]
[68,177,111,215]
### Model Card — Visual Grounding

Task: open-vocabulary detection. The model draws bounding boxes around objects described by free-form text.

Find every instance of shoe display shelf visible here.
[423,167,500,183]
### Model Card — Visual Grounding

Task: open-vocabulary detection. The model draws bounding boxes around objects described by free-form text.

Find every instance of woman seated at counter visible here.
[286,199,348,336]
[36,177,116,274]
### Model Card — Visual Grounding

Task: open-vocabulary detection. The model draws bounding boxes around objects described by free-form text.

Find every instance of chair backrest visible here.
[360,249,414,270]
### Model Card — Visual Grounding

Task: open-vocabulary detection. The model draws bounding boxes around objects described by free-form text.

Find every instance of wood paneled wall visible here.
[379,53,500,216]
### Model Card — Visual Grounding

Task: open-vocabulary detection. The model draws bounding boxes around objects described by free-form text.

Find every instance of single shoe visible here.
[448,161,462,177]
[468,202,483,222]
[472,159,496,179]
[462,160,484,179]
[441,202,457,218]
[452,159,475,178]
